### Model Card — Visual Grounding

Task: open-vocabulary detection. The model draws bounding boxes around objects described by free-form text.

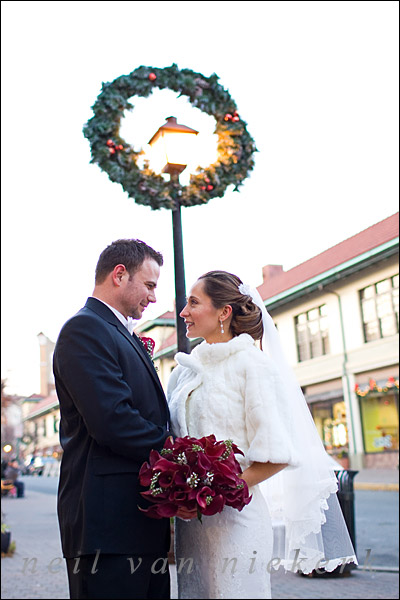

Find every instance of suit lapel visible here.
[84,298,167,399]
[116,322,165,393]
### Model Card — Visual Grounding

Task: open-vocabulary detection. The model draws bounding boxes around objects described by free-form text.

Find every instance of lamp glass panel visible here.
[163,131,197,167]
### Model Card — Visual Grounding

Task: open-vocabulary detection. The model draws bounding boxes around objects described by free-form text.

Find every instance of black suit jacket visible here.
[53,297,171,559]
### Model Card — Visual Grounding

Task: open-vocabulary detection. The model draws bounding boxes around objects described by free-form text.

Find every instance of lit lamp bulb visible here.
[148,116,198,176]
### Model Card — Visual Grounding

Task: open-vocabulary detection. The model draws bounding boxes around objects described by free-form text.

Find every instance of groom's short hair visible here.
[95,239,163,284]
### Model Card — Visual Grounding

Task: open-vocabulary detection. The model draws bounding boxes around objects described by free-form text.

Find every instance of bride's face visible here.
[180,280,224,343]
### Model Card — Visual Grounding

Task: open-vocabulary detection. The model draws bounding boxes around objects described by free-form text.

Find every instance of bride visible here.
[167,270,356,599]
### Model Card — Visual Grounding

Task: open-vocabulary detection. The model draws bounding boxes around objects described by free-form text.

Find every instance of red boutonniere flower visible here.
[139,336,158,371]
[140,336,155,356]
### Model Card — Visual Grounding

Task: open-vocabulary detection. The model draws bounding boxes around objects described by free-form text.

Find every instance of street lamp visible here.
[148,117,198,354]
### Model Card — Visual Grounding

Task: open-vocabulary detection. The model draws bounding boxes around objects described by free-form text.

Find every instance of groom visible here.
[53,239,171,599]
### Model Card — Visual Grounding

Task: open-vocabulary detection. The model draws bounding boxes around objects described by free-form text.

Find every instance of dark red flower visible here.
[202,494,225,516]
[140,336,156,356]
[138,461,154,487]
[196,486,214,509]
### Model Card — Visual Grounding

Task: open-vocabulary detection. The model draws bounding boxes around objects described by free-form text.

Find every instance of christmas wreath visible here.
[83,64,257,210]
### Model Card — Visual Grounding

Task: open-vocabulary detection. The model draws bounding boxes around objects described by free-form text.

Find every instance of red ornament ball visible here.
[106,139,114,147]
[224,113,232,121]
[148,73,157,81]
[117,145,124,150]
[206,185,213,191]
[109,147,116,155]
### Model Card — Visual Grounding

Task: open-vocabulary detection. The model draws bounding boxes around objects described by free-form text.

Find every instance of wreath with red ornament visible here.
[83,64,257,210]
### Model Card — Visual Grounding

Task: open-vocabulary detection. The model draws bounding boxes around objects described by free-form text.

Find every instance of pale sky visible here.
[1,0,399,396]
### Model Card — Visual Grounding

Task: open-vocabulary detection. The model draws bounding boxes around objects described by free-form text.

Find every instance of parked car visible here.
[38,456,60,477]
[29,456,44,476]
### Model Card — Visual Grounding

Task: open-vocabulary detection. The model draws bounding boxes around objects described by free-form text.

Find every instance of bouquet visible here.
[139,434,252,521]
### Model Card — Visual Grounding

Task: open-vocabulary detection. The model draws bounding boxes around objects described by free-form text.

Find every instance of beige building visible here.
[257,213,398,470]
[22,334,62,461]
[22,392,62,460]
[139,213,399,470]
[37,332,55,397]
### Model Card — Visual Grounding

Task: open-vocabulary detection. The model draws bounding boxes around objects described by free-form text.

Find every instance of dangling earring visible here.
[220,319,224,334]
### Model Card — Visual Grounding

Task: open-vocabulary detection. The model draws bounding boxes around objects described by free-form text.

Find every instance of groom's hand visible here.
[176,507,198,520]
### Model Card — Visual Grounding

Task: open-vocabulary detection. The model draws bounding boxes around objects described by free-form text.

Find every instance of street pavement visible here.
[1,473,398,600]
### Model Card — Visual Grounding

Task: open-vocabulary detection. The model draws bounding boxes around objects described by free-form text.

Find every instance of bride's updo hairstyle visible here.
[198,270,263,341]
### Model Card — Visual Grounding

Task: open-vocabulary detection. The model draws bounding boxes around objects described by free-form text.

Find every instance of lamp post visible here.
[148,117,198,354]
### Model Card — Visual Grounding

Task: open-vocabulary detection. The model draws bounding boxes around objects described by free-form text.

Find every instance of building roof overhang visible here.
[264,237,399,312]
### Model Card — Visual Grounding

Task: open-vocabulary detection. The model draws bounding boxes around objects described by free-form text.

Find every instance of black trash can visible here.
[302,468,359,578]
[335,469,358,556]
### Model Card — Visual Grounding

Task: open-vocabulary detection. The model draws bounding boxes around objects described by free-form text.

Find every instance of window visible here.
[360,275,399,342]
[359,394,399,453]
[53,415,59,433]
[311,400,349,456]
[295,305,330,361]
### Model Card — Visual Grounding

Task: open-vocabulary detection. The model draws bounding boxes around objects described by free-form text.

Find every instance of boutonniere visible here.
[139,336,159,371]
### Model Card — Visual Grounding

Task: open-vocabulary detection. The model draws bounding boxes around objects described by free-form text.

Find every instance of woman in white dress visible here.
[167,271,356,600]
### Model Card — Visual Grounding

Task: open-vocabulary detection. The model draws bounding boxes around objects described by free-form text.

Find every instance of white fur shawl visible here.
[167,333,299,468]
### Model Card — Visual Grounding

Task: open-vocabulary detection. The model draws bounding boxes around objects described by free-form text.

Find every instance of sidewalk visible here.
[353,468,399,491]
[1,490,68,599]
[169,564,399,599]
[1,474,398,600]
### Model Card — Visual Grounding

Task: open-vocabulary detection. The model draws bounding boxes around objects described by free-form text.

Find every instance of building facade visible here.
[22,392,62,460]
[257,213,399,470]
[21,334,62,462]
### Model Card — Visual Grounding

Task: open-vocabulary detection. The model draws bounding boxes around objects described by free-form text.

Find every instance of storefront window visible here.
[359,394,399,453]
[311,400,349,456]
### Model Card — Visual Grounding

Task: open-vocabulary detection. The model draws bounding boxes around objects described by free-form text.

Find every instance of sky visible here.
[1,0,399,396]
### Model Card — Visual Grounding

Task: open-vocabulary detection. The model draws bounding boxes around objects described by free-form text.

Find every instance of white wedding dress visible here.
[167,334,300,600]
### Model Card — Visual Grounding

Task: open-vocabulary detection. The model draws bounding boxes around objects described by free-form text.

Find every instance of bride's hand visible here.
[176,507,198,520]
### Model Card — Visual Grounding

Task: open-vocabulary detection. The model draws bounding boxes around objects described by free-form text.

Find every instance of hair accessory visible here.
[238,283,253,297]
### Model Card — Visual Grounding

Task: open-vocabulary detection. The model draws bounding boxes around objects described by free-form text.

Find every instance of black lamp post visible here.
[148,117,198,354]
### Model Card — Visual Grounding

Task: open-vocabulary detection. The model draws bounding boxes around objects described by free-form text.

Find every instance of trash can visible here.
[335,469,358,556]
[303,468,359,578]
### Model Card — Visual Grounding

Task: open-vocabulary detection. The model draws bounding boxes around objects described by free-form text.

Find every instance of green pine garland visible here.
[83,64,257,210]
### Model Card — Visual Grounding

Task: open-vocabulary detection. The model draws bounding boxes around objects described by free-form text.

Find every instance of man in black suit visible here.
[53,239,171,599]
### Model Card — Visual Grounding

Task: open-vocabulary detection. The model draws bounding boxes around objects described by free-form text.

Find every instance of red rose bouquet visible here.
[139,434,252,520]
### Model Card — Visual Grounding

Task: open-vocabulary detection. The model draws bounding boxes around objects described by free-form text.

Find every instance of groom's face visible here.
[120,258,160,320]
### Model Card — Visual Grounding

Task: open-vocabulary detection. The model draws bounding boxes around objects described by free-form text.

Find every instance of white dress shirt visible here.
[91,297,136,334]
